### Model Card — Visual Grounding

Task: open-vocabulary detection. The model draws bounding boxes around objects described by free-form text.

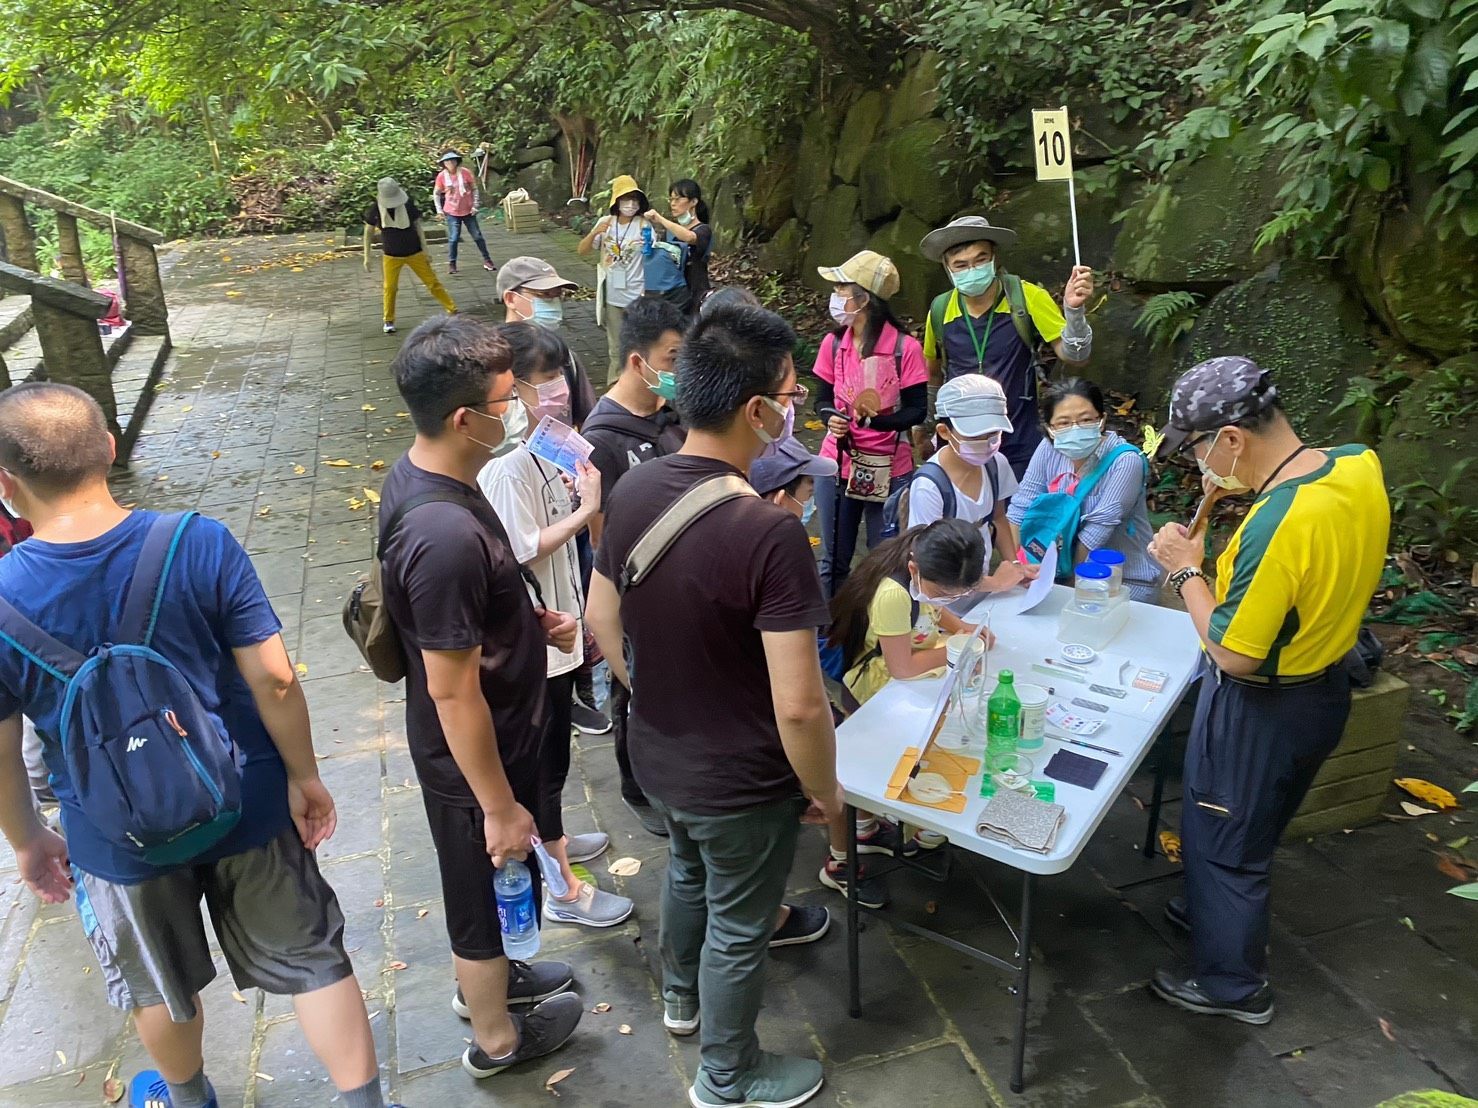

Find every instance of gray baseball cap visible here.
[496,256,580,298]
[936,374,1013,437]
[1158,356,1280,458]
[748,438,837,497]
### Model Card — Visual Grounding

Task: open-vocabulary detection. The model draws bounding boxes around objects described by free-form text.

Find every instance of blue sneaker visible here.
[129,1071,218,1108]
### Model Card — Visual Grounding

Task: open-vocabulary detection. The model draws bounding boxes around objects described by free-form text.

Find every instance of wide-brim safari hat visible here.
[376,178,409,209]
[920,215,1019,262]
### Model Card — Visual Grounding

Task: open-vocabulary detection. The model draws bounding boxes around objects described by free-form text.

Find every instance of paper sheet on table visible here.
[527,416,594,475]
[1013,542,1057,615]
[886,746,981,813]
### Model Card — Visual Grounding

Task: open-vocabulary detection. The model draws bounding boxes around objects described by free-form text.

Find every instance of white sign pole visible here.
[1031,105,1081,267]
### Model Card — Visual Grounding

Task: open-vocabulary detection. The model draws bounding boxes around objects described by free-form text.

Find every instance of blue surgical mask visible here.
[1051,424,1103,461]
[530,298,564,329]
[800,498,816,525]
[950,261,996,298]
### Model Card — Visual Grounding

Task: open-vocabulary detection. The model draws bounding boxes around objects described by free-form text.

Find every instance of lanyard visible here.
[962,290,1002,371]
[1255,444,1309,498]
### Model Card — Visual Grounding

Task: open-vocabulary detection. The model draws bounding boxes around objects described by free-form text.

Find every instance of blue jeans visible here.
[814,474,884,597]
[445,213,490,265]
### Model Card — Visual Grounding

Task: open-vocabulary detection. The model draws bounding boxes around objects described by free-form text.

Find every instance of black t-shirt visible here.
[686,223,713,306]
[364,198,424,257]
[378,456,547,805]
[595,454,831,813]
[584,395,687,502]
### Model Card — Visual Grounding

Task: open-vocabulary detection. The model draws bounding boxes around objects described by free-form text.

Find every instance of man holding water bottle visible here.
[379,316,586,1082]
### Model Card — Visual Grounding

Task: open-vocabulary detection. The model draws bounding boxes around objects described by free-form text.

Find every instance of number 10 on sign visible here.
[1031,106,1081,266]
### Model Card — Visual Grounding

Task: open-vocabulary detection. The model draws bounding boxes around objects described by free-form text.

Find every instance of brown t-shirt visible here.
[595,453,831,814]
[378,456,548,806]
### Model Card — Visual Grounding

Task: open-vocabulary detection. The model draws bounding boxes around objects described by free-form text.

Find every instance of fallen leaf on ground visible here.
[74,1072,85,1087]
[1398,916,1414,930]
[416,908,429,919]
[254,1072,274,1082]
[592,1002,612,1013]
[1465,781,1478,794]
[1437,854,1478,882]
[1395,778,1459,810]
[618,1024,632,1035]
[104,1076,124,1103]
[373,898,384,907]
[325,458,354,467]
[225,290,241,298]
[925,900,938,914]
[803,419,824,431]
[546,1067,575,1095]
[293,464,307,475]
[608,857,641,877]
[362,404,377,412]
[389,960,408,971]
[231,991,247,1004]
[396,411,410,418]
[371,459,386,470]
[1448,882,1478,900]
[210,450,221,459]
[258,506,271,517]
[1378,1017,1396,1042]
[1447,836,1471,851]
[1400,801,1438,817]
[809,536,821,548]
[347,497,366,511]
[362,487,381,504]
[294,663,308,677]
[55,1050,66,1066]
[1159,829,1182,864]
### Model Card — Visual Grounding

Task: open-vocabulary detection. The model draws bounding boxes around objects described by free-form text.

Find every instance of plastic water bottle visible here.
[493,860,540,960]
[641,223,654,257]
[987,670,1022,772]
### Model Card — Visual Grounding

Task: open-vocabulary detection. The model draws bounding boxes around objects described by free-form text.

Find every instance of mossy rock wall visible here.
[801,185,868,293]
[1115,130,1284,289]
[987,166,1139,287]
[1081,290,1183,407]
[1184,260,1376,441]
[865,211,943,320]
[1379,354,1478,518]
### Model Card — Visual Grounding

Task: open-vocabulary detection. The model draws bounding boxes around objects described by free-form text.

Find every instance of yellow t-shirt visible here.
[843,577,944,706]
[1209,445,1389,676]
[921,281,1066,360]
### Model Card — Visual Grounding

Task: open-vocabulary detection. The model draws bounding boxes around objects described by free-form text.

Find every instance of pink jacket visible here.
[434,168,478,217]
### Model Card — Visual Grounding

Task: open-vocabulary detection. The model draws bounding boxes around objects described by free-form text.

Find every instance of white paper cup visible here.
[946,633,973,670]
[1016,683,1048,751]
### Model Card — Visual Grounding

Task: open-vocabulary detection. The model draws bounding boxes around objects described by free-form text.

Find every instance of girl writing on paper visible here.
[816,519,992,909]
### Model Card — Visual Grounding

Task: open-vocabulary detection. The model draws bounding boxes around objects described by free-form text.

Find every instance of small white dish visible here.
[1061,643,1097,666]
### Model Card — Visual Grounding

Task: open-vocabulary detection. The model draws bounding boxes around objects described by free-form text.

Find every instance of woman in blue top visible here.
[1006,377,1158,601]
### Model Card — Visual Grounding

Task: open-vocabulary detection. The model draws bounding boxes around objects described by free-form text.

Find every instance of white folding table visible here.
[836,584,1199,1092]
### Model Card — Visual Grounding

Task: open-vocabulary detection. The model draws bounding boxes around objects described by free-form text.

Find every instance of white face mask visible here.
[465,401,528,457]
[0,471,18,520]
[618,199,641,218]
[829,291,859,327]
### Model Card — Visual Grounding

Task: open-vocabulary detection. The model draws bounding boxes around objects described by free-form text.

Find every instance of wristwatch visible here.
[1169,566,1207,597]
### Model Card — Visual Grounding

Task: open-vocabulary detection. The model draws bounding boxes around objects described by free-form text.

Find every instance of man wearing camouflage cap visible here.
[1146,356,1389,1024]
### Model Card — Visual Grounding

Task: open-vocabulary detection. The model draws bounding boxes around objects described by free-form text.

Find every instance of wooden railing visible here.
[0,175,172,461]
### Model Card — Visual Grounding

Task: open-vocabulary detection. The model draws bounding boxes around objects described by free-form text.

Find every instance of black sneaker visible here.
[625,796,669,837]
[571,699,612,735]
[1164,896,1190,934]
[819,859,888,910]
[1149,969,1275,1025]
[452,960,575,1017]
[770,904,831,948]
[461,991,584,1078]
[855,820,904,857]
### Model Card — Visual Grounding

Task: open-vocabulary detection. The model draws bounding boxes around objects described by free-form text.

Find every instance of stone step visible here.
[0,294,32,352]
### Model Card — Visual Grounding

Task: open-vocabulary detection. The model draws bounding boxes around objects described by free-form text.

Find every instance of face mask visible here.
[524,377,571,426]
[951,435,1000,466]
[828,291,858,328]
[800,498,816,526]
[950,261,996,297]
[676,212,695,226]
[529,296,564,329]
[754,396,795,449]
[618,199,641,218]
[1051,424,1103,461]
[638,356,678,401]
[465,401,528,457]
[1197,427,1251,492]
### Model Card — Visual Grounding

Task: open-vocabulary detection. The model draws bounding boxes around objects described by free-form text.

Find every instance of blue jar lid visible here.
[1089,549,1126,567]
[1075,562,1111,579]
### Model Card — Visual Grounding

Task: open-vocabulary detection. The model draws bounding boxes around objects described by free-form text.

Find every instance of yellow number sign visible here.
[1031,107,1074,183]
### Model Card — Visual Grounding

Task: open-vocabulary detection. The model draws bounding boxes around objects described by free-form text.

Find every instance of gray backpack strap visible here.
[618,474,756,593]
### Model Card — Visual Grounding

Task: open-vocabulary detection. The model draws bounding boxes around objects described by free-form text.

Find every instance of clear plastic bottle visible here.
[1088,548,1126,599]
[1074,561,1112,605]
[493,859,540,960]
[986,671,1022,771]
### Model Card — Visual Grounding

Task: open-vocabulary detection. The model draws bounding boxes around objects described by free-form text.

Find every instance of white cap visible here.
[937,375,1013,437]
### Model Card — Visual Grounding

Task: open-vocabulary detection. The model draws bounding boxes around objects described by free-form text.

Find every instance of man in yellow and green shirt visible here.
[1147,356,1389,1025]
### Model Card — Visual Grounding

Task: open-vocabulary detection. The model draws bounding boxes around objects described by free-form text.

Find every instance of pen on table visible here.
[1056,735,1122,757]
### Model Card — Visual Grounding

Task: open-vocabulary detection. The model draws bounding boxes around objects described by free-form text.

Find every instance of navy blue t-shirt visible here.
[0,511,291,883]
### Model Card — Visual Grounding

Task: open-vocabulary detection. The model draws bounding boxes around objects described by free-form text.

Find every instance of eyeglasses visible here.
[764,384,809,403]
[449,392,518,419]
[919,583,973,606]
[1047,416,1104,433]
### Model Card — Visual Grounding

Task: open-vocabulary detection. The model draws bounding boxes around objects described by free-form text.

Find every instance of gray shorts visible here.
[75,829,353,1021]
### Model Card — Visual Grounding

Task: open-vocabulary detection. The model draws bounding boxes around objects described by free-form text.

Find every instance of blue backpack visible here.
[644,237,689,294]
[0,512,243,866]
[1017,444,1143,579]
[879,459,1000,541]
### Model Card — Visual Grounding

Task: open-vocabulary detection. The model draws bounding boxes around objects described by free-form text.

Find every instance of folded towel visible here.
[975,789,1066,854]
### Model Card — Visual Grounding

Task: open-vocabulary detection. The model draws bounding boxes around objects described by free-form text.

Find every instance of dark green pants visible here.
[649,795,805,1094]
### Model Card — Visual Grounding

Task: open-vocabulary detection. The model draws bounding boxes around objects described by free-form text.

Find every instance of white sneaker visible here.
[542,880,634,928]
[383,322,396,334]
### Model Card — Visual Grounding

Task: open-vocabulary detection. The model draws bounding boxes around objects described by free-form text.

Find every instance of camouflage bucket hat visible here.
[1157,356,1279,458]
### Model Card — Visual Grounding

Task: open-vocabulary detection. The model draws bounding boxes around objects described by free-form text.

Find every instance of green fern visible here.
[1134,292,1200,350]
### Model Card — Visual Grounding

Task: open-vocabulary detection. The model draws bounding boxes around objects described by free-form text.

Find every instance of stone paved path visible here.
[0,223,1474,1107]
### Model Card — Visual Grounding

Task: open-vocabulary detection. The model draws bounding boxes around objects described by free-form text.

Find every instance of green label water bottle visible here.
[987,670,1022,771]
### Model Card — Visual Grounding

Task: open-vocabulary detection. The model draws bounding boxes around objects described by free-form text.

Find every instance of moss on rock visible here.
[865,211,941,321]
[1379,353,1478,520]
[801,185,868,293]
[987,167,1139,286]
[835,92,885,186]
